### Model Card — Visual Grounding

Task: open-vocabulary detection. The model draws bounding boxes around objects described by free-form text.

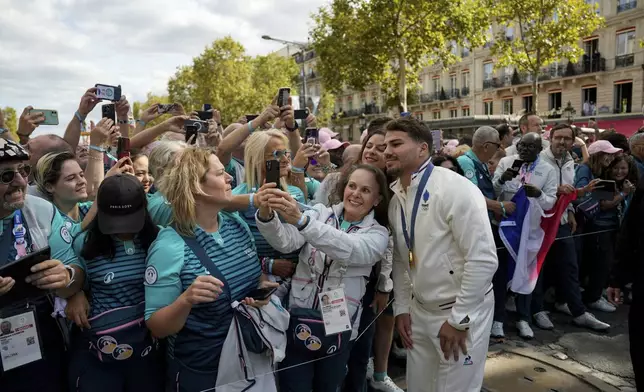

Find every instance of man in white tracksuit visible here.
[384,118,498,392]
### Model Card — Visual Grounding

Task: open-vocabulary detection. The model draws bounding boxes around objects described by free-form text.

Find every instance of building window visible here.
[461,72,470,89]
[585,0,600,14]
[617,0,637,13]
[505,26,514,40]
[502,98,513,115]
[433,78,440,94]
[582,87,598,115]
[484,101,493,115]
[450,109,458,118]
[483,63,494,80]
[433,111,441,120]
[415,113,424,121]
[549,92,562,111]
[614,82,633,113]
[616,30,635,67]
[462,107,471,117]
[450,75,457,91]
[523,96,533,112]
[450,40,458,56]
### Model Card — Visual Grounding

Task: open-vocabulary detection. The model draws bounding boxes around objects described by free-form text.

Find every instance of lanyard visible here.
[399,163,434,268]
[519,158,539,184]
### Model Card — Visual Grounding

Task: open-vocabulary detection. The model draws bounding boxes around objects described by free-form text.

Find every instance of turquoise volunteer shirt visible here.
[232,183,304,261]
[144,212,261,371]
[305,176,321,202]
[147,192,173,227]
[457,151,480,186]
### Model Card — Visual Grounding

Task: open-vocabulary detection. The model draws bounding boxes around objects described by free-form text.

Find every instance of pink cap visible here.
[323,139,350,151]
[588,140,622,155]
[319,128,334,144]
[320,127,338,137]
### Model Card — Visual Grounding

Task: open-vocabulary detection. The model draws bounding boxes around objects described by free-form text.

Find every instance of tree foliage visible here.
[310,0,491,111]
[2,107,18,137]
[489,0,604,111]
[314,88,336,127]
[167,36,299,126]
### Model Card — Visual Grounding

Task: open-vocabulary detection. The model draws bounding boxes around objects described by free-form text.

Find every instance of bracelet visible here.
[89,145,105,153]
[88,155,104,161]
[249,193,256,209]
[500,202,507,218]
[64,265,76,288]
[296,214,307,226]
[136,119,146,126]
[74,111,86,122]
[291,166,305,174]
[248,120,255,133]
[117,119,128,124]
[297,216,311,231]
[321,164,334,174]
[285,123,298,132]
[268,259,274,275]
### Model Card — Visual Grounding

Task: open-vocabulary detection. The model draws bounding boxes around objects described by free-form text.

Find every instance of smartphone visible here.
[511,159,525,170]
[185,127,198,145]
[95,84,122,101]
[246,114,259,122]
[294,109,309,120]
[183,119,209,133]
[304,128,319,145]
[265,160,281,186]
[247,287,278,301]
[594,180,617,200]
[203,104,212,111]
[101,104,116,122]
[277,87,290,107]
[117,137,130,159]
[157,103,176,114]
[29,109,59,126]
[0,247,50,307]
[197,111,213,121]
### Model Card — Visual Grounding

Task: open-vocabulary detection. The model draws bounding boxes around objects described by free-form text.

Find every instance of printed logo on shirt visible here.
[141,346,152,358]
[421,190,430,211]
[326,345,337,355]
[465,169,475,179]
[295,324,311,341]
[64,221,73,230]
[463,355,473,366]
[97,336,118,354]
[305,336,322,351]
[60,226,72,244]
[112,344,133,360]
[145,266,158,285]
[103,272,115,284]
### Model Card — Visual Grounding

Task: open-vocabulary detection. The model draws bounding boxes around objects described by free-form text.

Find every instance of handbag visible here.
[286,306,358,358]
[576,196,600,222]
[83,302,156,362]
[176,232,268,354]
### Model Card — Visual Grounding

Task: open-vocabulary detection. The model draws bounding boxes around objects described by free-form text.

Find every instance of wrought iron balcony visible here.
[461,87,470,96]
[617,1,637,13]
[615,54,635,68]
[420,93,435,103]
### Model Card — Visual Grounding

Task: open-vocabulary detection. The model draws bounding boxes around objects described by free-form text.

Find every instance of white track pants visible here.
[406,291,494,392]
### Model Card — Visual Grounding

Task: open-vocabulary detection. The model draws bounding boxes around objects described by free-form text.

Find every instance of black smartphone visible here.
[197,111,213,121]
[594,180,617,201]
[304,128,319,145]
[185,127,198,145]
[203,103,212,111]
[511,159,525,170]
[117,137,130,159]
[248,287,278,301]
[265,160,281,186]
[158,103,176,114]
[0,247,51,307]
[184,119,209,133]
[246,114,259,122]
[95,84,122,101]
[277,87,290,107]
[294,109,309,120]
[102,104,116,122]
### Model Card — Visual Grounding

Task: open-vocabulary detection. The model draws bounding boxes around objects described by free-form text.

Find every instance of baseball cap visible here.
[319,128,338,145]
[97,174,147,235]
[0,139,29,163]
[588,140,622,155]
[322,139,350,151]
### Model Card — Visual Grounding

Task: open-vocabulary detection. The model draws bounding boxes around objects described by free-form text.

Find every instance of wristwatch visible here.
[285,123,298,132]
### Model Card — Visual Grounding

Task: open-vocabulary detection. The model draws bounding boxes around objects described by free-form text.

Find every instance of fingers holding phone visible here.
[0,276,15,296]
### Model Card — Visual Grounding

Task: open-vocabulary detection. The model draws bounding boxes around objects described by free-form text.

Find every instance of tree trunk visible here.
[398,51,407,113]
[532,74,539,113]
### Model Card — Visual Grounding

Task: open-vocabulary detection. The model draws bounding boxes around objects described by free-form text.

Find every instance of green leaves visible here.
[167,36,298,126]
[1,107,17,137]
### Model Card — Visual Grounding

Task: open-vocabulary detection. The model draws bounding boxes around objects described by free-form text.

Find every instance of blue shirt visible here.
[69,233,147,317]
[147,193,173,227]
[232,183,304,262]
[304,176,321,202]
[144,212,261,371]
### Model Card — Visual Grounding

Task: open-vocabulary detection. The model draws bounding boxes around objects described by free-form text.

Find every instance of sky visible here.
[0,0,328,137]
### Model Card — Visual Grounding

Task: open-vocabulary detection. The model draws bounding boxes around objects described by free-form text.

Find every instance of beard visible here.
[2,186,26,213]
[387,166,403,179]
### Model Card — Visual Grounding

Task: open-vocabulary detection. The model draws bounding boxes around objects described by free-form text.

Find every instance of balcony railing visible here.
[616,54,635,68]
[617,1,637,12]
[461,87,470,96]
[419,93,435,103]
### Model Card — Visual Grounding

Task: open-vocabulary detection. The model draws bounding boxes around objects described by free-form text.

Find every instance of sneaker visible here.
[573,312,610,331]
[555,303,573,316]
[390,341,407,359]
[490,321,505,338]
[588,297,616,313]
[366,357,374,381]
[533,311,554,330]
[516,320,534,339]
[370,376,404,392]
[505,296,517,312]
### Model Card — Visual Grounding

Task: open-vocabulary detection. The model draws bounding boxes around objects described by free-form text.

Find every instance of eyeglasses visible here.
[269,150,291,160]
[485,141,501,149]
[0,164,31,184]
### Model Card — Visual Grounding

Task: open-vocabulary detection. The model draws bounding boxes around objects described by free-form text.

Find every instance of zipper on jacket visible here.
[312,261,333,310]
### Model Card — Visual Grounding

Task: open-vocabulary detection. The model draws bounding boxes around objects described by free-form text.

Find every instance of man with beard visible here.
[385,118,497,392]
[493,132,558,339]
[0,139,78,392]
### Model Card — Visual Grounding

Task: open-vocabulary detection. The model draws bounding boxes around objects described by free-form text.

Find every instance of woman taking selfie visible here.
[57,174,164,392]
[255,164,390,392]
[145,148,276,391]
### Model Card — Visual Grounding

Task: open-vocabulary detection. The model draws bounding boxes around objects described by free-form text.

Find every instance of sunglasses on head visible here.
[0,164,31,184]
[271,150,291,160]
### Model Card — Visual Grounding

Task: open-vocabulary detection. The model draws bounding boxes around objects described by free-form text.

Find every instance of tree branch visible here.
[518,17,536,71]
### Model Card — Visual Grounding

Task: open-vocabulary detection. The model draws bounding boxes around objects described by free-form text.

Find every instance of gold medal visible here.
[409,250,414,268]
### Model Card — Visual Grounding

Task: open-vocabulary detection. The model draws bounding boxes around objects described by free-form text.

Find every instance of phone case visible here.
[101,105,116,121]
[277,88,290,107]
[95,84,122,101]
[30,109,59,126]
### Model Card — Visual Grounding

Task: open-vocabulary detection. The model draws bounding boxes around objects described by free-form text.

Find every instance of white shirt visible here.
[493,154,558,211]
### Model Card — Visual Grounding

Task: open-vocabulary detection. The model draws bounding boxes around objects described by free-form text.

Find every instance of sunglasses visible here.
[270,150,291,160]
[0,164,31,184]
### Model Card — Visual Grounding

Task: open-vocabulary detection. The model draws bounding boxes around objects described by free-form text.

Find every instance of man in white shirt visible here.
[384,118,498,392]
[493,132,558,339]
[505,113,549,156]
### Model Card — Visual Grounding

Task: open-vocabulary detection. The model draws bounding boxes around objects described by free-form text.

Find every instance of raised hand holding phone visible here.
[90,118,119,147]
[78,87,100,117]
[106,156,134,177]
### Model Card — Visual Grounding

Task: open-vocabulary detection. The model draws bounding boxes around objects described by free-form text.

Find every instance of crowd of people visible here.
[0,88,640,392]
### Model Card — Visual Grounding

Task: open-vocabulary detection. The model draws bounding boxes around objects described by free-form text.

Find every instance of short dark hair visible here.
[550,123,575,139]
[458,135,472,147]
[600,131,629,153]
[496,123,512,140]
[385,118,432,147]
[519,112,537,128]
[367,117,393,133]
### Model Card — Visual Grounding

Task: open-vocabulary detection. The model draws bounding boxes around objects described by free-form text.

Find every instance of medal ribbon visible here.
[399,162,434,268]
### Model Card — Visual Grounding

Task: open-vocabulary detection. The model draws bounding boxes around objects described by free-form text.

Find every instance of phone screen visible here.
[305,128,319,145]
[158,103,175,114]
[594,180,617,200]
[197,111,213,121]
[511,159,525,170]
[95,84,121,101]
[277,87,290,107]
[265,160,281,186]
[117,137,130,159]
[246,114,259,122]
[294,109,309,120]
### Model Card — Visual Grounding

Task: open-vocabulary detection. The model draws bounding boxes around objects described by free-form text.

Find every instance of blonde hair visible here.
[34,151,77,200]
[148,141,186,190]
[243,129,289,190]
[158,147,213,236]
[451,145,471,158]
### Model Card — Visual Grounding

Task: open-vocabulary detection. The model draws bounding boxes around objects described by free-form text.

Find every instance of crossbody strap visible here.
[177,232,232,301]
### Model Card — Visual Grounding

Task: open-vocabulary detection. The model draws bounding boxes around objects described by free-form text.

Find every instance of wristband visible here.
[268,259,274,275]
[285,123,298,132]
[500,202,507,218]
[136,119,147,126]
[296,214,307,227]
[248,120,255,133]
[117,119,128,124]
[89,145,106,153]
[75,111,86,122]
[291,166,305,174]
[64,265,76,288]
[249,193,255,209]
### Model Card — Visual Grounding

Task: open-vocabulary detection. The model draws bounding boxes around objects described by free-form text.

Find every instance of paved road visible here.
[386,303,634,391]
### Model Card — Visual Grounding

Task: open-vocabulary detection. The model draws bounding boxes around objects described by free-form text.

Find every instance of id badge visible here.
[0,305,43,371]
[318,288,352,336]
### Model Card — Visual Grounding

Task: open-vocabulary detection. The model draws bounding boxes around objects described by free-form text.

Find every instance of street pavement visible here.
[386,303,634,391]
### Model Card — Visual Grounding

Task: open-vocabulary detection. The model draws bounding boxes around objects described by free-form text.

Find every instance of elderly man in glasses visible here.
[0,139,79,392]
